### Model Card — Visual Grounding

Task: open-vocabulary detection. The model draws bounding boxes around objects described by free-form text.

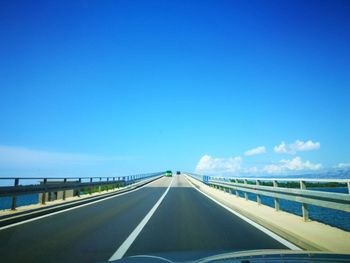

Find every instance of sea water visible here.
[238,187,350,232]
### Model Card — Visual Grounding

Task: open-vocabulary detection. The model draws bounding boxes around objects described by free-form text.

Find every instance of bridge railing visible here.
[0,172,164,211]
[185,173,350,221]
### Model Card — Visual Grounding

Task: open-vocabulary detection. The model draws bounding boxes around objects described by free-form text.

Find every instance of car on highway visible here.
[165,170,172,177]
[176,171,181,175]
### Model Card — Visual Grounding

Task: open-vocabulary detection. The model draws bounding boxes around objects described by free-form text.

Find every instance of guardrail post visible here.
[113,177,115,190]
[106,178,109,191]
[273,180,280,211]
[300,180,309,221]
[63,178,67,200]
[99,177,102,192]
[11,178,19,210]
[256,180,261,205]
[89,178,93,194]
[77,178,81,197]
[235,179,239,197]
[222,179,226,191]
[244,179,248,200]
[41,178,47,205]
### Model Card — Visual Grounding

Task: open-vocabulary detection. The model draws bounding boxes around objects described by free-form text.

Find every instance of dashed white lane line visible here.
[184,175,301,251]
[109,177,174,261]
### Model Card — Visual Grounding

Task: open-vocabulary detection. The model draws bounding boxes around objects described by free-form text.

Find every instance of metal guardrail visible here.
[185,172,350,221]
[0,172,165,210]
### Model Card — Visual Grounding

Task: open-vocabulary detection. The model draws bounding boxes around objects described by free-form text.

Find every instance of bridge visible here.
[0,173,349,262]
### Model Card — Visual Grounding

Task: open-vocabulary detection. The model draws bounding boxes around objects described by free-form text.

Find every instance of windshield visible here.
[0,1,349,263]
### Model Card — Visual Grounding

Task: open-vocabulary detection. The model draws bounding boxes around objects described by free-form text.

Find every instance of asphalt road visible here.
[124,175,287,261]
[0,175,289,263]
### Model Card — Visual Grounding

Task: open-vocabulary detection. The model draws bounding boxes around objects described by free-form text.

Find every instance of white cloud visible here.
[263,157,322,174]
[274,140,320,155]
[337,163,350,168]
[274,142,288,154]
[0,145,125,168]
[195,154,241,175]
[244,146,266,156]
[194,153,324,176]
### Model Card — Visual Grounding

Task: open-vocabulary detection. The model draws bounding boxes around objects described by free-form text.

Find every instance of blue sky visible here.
[0,0,349,177]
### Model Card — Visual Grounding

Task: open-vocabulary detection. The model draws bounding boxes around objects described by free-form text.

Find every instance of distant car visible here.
[176,171,181,175]
[165,170,172,177]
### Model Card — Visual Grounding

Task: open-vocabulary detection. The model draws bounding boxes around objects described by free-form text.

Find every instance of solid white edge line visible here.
[109,177,174,261]
[184,175,302,251]
[0,176,163,231]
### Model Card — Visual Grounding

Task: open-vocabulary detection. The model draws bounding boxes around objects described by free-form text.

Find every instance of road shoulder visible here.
[185,175,350,253]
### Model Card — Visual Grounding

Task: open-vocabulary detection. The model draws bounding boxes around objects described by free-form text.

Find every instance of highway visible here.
[0,175,290,262]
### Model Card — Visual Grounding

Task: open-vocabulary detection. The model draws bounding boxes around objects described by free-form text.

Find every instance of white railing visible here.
[185,173,350,221]
[0,172,165,210]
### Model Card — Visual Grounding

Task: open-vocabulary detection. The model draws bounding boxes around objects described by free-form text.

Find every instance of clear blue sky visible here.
[0,0,349,177]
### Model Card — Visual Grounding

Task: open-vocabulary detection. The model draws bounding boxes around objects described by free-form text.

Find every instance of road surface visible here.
[0,175,288,262]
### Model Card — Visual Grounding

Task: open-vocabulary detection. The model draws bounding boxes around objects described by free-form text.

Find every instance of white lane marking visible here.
[184,175,302,251]
[109,177,174,261]
[0,177,164,231]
